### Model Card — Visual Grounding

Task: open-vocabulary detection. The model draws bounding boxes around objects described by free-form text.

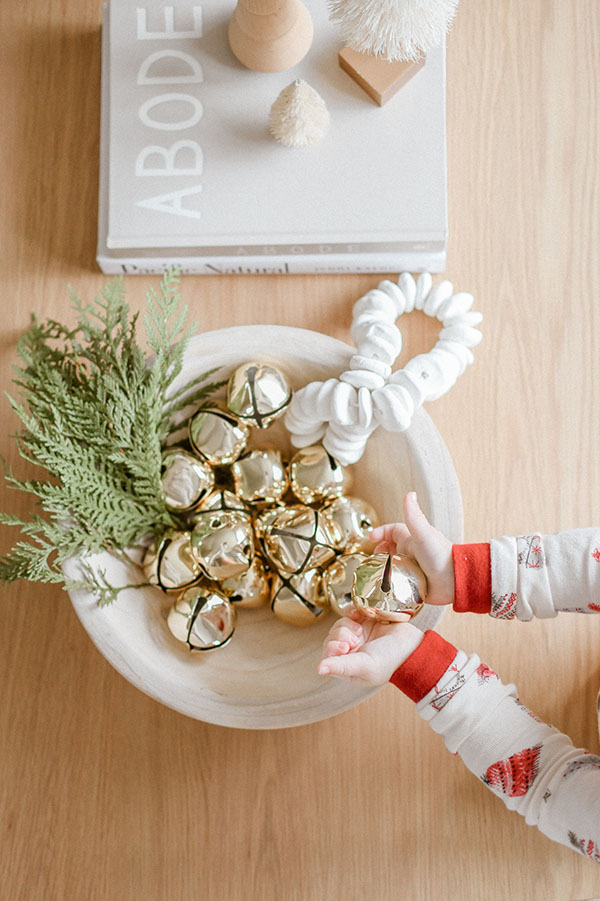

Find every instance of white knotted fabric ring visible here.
[284,272,483,465]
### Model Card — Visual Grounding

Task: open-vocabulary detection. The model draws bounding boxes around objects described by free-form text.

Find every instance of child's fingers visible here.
[387,524,413,555]
[369,522,401,542]
[323,617,362,641]
[318,652,373,680]
[322,621,362,655]
[369,522,411,554]
[322,631,361,657]
[373,540,396,555]
[322,639,352,657]
[402,492,436,548]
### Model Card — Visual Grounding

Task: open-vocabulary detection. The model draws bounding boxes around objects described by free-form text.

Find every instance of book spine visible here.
[96,251,446,276]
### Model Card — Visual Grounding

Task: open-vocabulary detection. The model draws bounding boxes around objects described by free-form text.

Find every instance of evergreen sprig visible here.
[0,269,225,604]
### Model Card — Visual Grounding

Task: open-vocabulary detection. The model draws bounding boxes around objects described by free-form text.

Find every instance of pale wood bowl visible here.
[66,326,463,729]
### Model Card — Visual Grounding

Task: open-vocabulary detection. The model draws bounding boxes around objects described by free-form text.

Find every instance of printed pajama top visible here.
[390,528,600,861]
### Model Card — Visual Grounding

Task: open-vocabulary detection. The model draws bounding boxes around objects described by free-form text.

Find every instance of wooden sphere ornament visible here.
[352,553,427,622]
[168,586,237,651]
[228,0,314,73]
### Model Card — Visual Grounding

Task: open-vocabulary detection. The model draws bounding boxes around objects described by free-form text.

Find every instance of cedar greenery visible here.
[0,269,224,605]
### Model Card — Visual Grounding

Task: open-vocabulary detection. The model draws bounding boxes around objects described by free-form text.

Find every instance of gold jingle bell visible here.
[323,496,378,551]
[261,504,341,575]
[190,510,254,581]
[161,448,215,512]
[289,445,351,505]
[221,555,271,608]
[168,585,237,650]
[188,406,249,465]
[226,361,292,428]
[271,568,327,627]
[322,552,369,617]
[143,530,201,592]
[231,448,288,505]
[352,553,427,622]
[253,503,286,539]
[195,488,252,520]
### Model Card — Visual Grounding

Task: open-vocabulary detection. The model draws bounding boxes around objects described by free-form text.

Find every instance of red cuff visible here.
[389,630,458,702]
[452,543,492,614]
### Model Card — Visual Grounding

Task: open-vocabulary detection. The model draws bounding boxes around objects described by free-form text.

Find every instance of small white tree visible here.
[327,0,459,62]
[269,80,330,148]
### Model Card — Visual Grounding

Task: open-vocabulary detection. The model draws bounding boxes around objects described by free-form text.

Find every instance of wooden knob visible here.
[228,0,314,73]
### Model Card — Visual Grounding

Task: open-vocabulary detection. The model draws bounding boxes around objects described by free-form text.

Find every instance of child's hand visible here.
[317,610,424,686]
[369,491,454,607]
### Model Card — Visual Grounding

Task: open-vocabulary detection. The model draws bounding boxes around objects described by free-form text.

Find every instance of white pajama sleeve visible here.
[490,528,600,620]
[417,649,600,860]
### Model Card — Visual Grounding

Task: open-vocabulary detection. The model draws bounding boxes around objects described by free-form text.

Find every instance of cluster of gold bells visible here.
[143,361,428,652]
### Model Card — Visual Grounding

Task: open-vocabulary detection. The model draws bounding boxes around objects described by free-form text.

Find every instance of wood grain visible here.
[2,0,600,897]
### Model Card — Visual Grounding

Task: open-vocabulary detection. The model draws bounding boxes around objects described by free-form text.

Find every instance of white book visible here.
[97,0,448,274]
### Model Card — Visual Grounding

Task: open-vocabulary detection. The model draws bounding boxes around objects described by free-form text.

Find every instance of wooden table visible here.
[2,1,600,898]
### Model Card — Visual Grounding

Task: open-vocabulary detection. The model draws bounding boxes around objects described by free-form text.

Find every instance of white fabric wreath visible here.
[284,272,482,464]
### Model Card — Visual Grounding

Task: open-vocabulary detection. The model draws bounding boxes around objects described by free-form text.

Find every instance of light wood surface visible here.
[2,1,600,898]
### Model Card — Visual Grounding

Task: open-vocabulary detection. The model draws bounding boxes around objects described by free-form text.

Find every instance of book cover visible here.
[97,0,448,274]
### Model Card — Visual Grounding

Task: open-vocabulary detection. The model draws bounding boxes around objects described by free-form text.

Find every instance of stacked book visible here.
[97,0,448,275]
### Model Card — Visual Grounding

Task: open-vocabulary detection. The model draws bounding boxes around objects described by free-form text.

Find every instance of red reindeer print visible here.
[592,548,600,563]
[482,744,542,797]
[588,602,600,612]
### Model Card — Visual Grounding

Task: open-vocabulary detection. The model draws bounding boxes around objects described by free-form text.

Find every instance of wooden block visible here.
[338,47,426,106]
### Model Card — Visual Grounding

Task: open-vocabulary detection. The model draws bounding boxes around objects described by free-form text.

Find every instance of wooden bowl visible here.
[66,327,463,729]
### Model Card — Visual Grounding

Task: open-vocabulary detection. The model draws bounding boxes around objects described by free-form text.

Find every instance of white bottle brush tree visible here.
[327,0,459,61]
[269,80,330,147]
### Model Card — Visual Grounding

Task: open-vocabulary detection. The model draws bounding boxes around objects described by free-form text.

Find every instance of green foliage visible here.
[0,269,225,603]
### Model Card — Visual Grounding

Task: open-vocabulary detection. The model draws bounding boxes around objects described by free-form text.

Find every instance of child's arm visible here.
[456,529,600,619]
[372,493,600,619]
[319,618,600,861]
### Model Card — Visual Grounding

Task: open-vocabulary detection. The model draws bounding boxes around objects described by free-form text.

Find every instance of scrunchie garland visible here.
[284,272,482,465]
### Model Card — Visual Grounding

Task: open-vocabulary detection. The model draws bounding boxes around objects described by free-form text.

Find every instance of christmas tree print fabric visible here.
[482,744,542,797]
